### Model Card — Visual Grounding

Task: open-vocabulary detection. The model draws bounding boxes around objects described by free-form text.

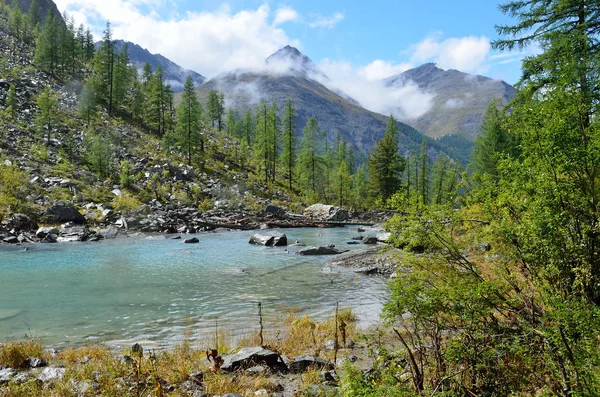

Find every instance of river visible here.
[0,227,389,350]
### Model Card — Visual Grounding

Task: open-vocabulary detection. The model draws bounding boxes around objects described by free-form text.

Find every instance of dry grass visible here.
[0,340,45,369]
[0,308,358,396]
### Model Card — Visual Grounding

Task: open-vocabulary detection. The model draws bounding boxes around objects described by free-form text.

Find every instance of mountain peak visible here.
[265,45,327,80]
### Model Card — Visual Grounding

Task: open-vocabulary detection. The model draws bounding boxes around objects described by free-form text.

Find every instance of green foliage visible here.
[207,89,225,131]
[368,115,405,202]
[296,116,324,200]
[5,82,17,121]
[35,86,60,143]
[0,163,32,219]
[85,128,113,179]
[170,75,203,165]
[118,160,134,189]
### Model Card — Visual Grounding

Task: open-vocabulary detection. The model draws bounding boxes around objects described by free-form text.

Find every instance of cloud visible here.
[360,60,412,81]
[308,12,344,29]
[273,6,299,26]
[54,1,300,78]
[317,59,434,120]
[411,35,491,73]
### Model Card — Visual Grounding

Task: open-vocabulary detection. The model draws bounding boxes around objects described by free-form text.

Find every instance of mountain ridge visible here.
[386,63,516,141]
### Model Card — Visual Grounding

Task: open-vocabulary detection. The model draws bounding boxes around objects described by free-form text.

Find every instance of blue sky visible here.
[53,0,530,118]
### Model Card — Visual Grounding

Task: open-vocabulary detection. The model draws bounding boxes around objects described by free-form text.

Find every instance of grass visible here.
[0,340,45,369]
[0,309,360,396]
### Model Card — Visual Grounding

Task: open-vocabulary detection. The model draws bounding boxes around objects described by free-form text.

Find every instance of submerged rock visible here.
[296,246,343,256]
[249,231,288,247]
[184,237,200,244]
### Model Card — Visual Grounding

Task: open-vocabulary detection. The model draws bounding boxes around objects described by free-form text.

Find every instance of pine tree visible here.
[207,90,225,131]
[470,100,510,181]
[226,108,237,136]
[254,102,270,184]
[268,102,280,182]
[35,86,60,144]
[141,62,152,90]
[352,164,368,210]
[27,0,40,30]
[92,22,116,114]
[78,84,96,124]
[281,99,296,190]
[241,108,254,148]
[367,115,404,201]
[8,1,23,41]
[34,13,60,74]
[297,116,323,198]
[173,76,202,166]
[6,83,17,121]
[112,43,131,113]
[85,128,113,179]
[418,139,430,205]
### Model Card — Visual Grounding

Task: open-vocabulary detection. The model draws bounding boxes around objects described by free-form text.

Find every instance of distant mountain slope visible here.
[99,40,206,92]
[197,47,460,161]
[386,63,517,141]
[11,0,62,22]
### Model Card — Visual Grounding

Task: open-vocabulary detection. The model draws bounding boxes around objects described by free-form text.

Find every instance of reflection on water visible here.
[0,227,389,349]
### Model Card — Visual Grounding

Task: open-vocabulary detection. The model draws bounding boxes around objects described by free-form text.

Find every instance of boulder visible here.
[25,357,47,368]
[363,236,379,245]
[184,237,200,244]
[376,232,392,243]
[2,236,18,244]
[249,231,288,247]
[297,246,343,256]
[100,226,120,239]
[0,368,16,384]
[220,347,288,373]
[304,204,349,222]
[43,204,86,224]
[36,227,59,239]
[6,214,38,231]
[57,226,90,242]
[264,204,285,216]
[289,355,332,373]
[37,367,66,383]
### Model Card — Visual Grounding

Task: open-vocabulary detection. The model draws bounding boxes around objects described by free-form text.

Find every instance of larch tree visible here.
[174,76,202,166]
[367,115,404,202]
[280,99,296,190]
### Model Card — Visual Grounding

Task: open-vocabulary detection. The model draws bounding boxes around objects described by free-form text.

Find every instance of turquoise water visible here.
[0,227,388,350]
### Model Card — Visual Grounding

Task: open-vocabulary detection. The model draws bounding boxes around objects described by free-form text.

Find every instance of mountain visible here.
[197,46,438,159]
[386,63,517,141]
[12,0,63,22]
[103,40,206,92]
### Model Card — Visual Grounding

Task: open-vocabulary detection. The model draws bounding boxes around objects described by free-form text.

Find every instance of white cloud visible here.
[54,1,300,78]
[318,59,434,120]
[411,35,491,73]
[273,6,299,26]
[360,60,412,81]
[308,12,344,29]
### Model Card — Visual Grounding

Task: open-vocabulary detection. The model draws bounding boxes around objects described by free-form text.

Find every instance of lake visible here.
[0,227,389,350]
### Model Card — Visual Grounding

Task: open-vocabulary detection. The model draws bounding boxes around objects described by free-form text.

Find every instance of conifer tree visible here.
[418,139,430,205]
[112,43,131,113]
[35,86,60,144]
[281,99,296,190]
[93,22,115,114]
[173,76,202,166]
[6,83,17,121]
[35,13,59,74]
[207,90,225,131]
[268,102,280,182]
[27,0,40,30]
[254,102,270,184]
[78,84,96,124]
[297,116,323,198]
[241,108,254,148]
[367,115,404,201]
[8,1,23,41]
[226,108,237,136]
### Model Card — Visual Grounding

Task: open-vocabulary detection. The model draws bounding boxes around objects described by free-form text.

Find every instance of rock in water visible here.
[43,204,86,224]
[304,204,349,222]
[184,237,200,244]
[249,231,288,247]
[296,246,343,256]
[220,347,288,373]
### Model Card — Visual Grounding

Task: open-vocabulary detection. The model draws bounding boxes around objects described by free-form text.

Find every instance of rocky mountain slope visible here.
[386,63,517,141]
[10,0,62,22]
[197,46,443,158]
[104,40,206,92]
